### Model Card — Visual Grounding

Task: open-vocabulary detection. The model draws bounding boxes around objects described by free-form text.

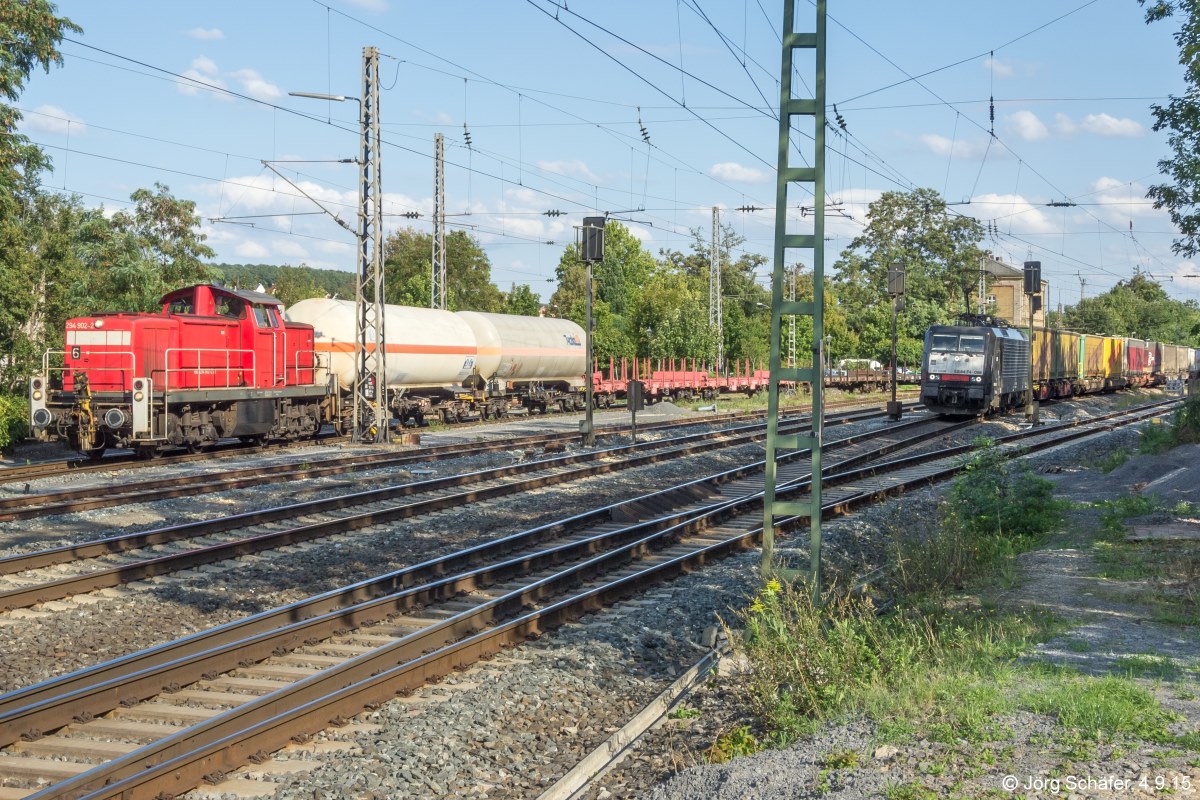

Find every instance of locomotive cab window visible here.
[959,336,985,353]
[167,296,194,315]
[215,296,246,319]
[931,334,959,351]
[252,304,279,328]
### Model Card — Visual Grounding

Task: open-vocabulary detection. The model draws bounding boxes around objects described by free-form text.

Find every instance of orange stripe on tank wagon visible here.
[314,343,478,355]
[314,343,580,357]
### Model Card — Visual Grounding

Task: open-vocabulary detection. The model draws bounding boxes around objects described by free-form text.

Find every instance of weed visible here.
[1064,638,1092,653]
[667,705,701,720]
[1139,420,1176,454]
[706,725,760,763]
[820,749,861,769]
[1022,676,1180,740]
[1097,447,1131,473]
[1115,654,1183,680]
[883,781,938,800]
[814,768,831,794]
[887,440,1063,597]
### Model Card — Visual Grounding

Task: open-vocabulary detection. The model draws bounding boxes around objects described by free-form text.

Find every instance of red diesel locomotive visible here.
[29,284,330,458]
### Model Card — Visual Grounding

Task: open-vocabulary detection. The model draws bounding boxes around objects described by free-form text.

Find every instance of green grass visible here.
[1097,447,1132,473]
[1022,676,1179,740]
[883,781,938,800]
[1115,654,1183,680]
[667,705,701,720]
[820,749,862,769]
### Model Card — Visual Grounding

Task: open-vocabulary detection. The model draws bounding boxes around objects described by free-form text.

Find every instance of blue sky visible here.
[16,0,1197,307]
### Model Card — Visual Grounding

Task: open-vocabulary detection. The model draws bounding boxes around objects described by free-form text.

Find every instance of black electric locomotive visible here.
[920,316,1031,416]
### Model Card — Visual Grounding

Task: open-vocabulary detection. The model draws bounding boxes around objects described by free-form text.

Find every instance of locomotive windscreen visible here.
[930,333,985,353]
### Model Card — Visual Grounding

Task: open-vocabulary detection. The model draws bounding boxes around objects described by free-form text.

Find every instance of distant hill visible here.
[209,263,357,300]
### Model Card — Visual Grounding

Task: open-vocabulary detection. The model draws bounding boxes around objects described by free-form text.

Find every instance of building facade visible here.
[981,255,1048,328]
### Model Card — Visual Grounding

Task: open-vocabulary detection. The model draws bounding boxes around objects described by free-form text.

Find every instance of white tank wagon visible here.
[286,298,587,425]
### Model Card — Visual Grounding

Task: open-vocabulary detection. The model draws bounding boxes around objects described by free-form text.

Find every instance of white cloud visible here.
[1053,113,1077,135]
[177,56,228,97]
[1080,113,1143,137]
[918,134,989,159]
[273,240,309,260]
[187,27,224,41]
[709,162,768,182]
[983,55,1014,78]
[970,193,1056,235]
[1006,110,1048,141]
[235,241,270,259]
[192,56,218,75]
[536,160,601,184]
[230,68,281,101]
[21,105,85,135]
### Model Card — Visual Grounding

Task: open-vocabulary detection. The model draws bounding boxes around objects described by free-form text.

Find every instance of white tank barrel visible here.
[287,298,587,391]
[286,298,479,388]
[456,311,586,386]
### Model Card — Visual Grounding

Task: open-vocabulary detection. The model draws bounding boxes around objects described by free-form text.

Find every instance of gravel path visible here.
[581,393,1200,800]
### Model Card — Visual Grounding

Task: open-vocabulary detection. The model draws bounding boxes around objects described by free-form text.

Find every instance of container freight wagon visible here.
[1031,328,1078,400]
[1124,338,1153,387]
[1155,342,1190,383]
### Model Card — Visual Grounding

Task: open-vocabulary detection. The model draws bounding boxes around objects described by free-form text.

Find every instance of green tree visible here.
[547,221,655,360]
[0,0,79,195]
[502,283,541,316]
[1061,273,1200,343]
[832,188,987,362]
[382,227,502,311]
[1141,1,1200,256]
[73,183,215,312]
[271,264,327,307]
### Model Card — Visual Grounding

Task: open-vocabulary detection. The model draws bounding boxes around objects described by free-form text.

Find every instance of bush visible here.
[1173,393,1200,445]
[0,394,28,453]
[943,438,1062,542]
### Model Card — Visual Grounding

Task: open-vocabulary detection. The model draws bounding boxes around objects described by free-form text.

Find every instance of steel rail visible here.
[13,400,1173,800]
[0,394,919,489]
[0,398,920,520]
[0,416,962,746]
[0,407,901,610]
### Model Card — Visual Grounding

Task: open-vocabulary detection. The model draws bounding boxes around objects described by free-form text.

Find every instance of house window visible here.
[985,294,996,304]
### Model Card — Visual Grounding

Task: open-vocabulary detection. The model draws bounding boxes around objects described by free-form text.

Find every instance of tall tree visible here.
[72,183,215,312]
[271,264,326,307]
[1141,1,1200,255]
[832,188,987,362]
[382,227,502,311]
[0,0,79,196]
[502,283,541,316]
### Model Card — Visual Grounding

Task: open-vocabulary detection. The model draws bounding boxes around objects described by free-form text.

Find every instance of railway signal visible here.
[1024,260,1042,425]
[887,261,906,421]
[578,217,606,447]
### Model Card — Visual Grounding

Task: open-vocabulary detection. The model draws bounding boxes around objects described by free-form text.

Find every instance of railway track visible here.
[0,398,1175,799]
[0,396,919,521]
[0,405,908,611]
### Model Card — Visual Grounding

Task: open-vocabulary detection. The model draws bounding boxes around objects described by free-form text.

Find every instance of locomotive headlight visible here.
[134,391,144,402]
[93,319,104,329]
[973,376,982,383]
[929,374,939,381]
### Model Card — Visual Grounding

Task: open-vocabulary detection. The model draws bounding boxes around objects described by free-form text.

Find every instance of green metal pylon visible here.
[761,0,826,596]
